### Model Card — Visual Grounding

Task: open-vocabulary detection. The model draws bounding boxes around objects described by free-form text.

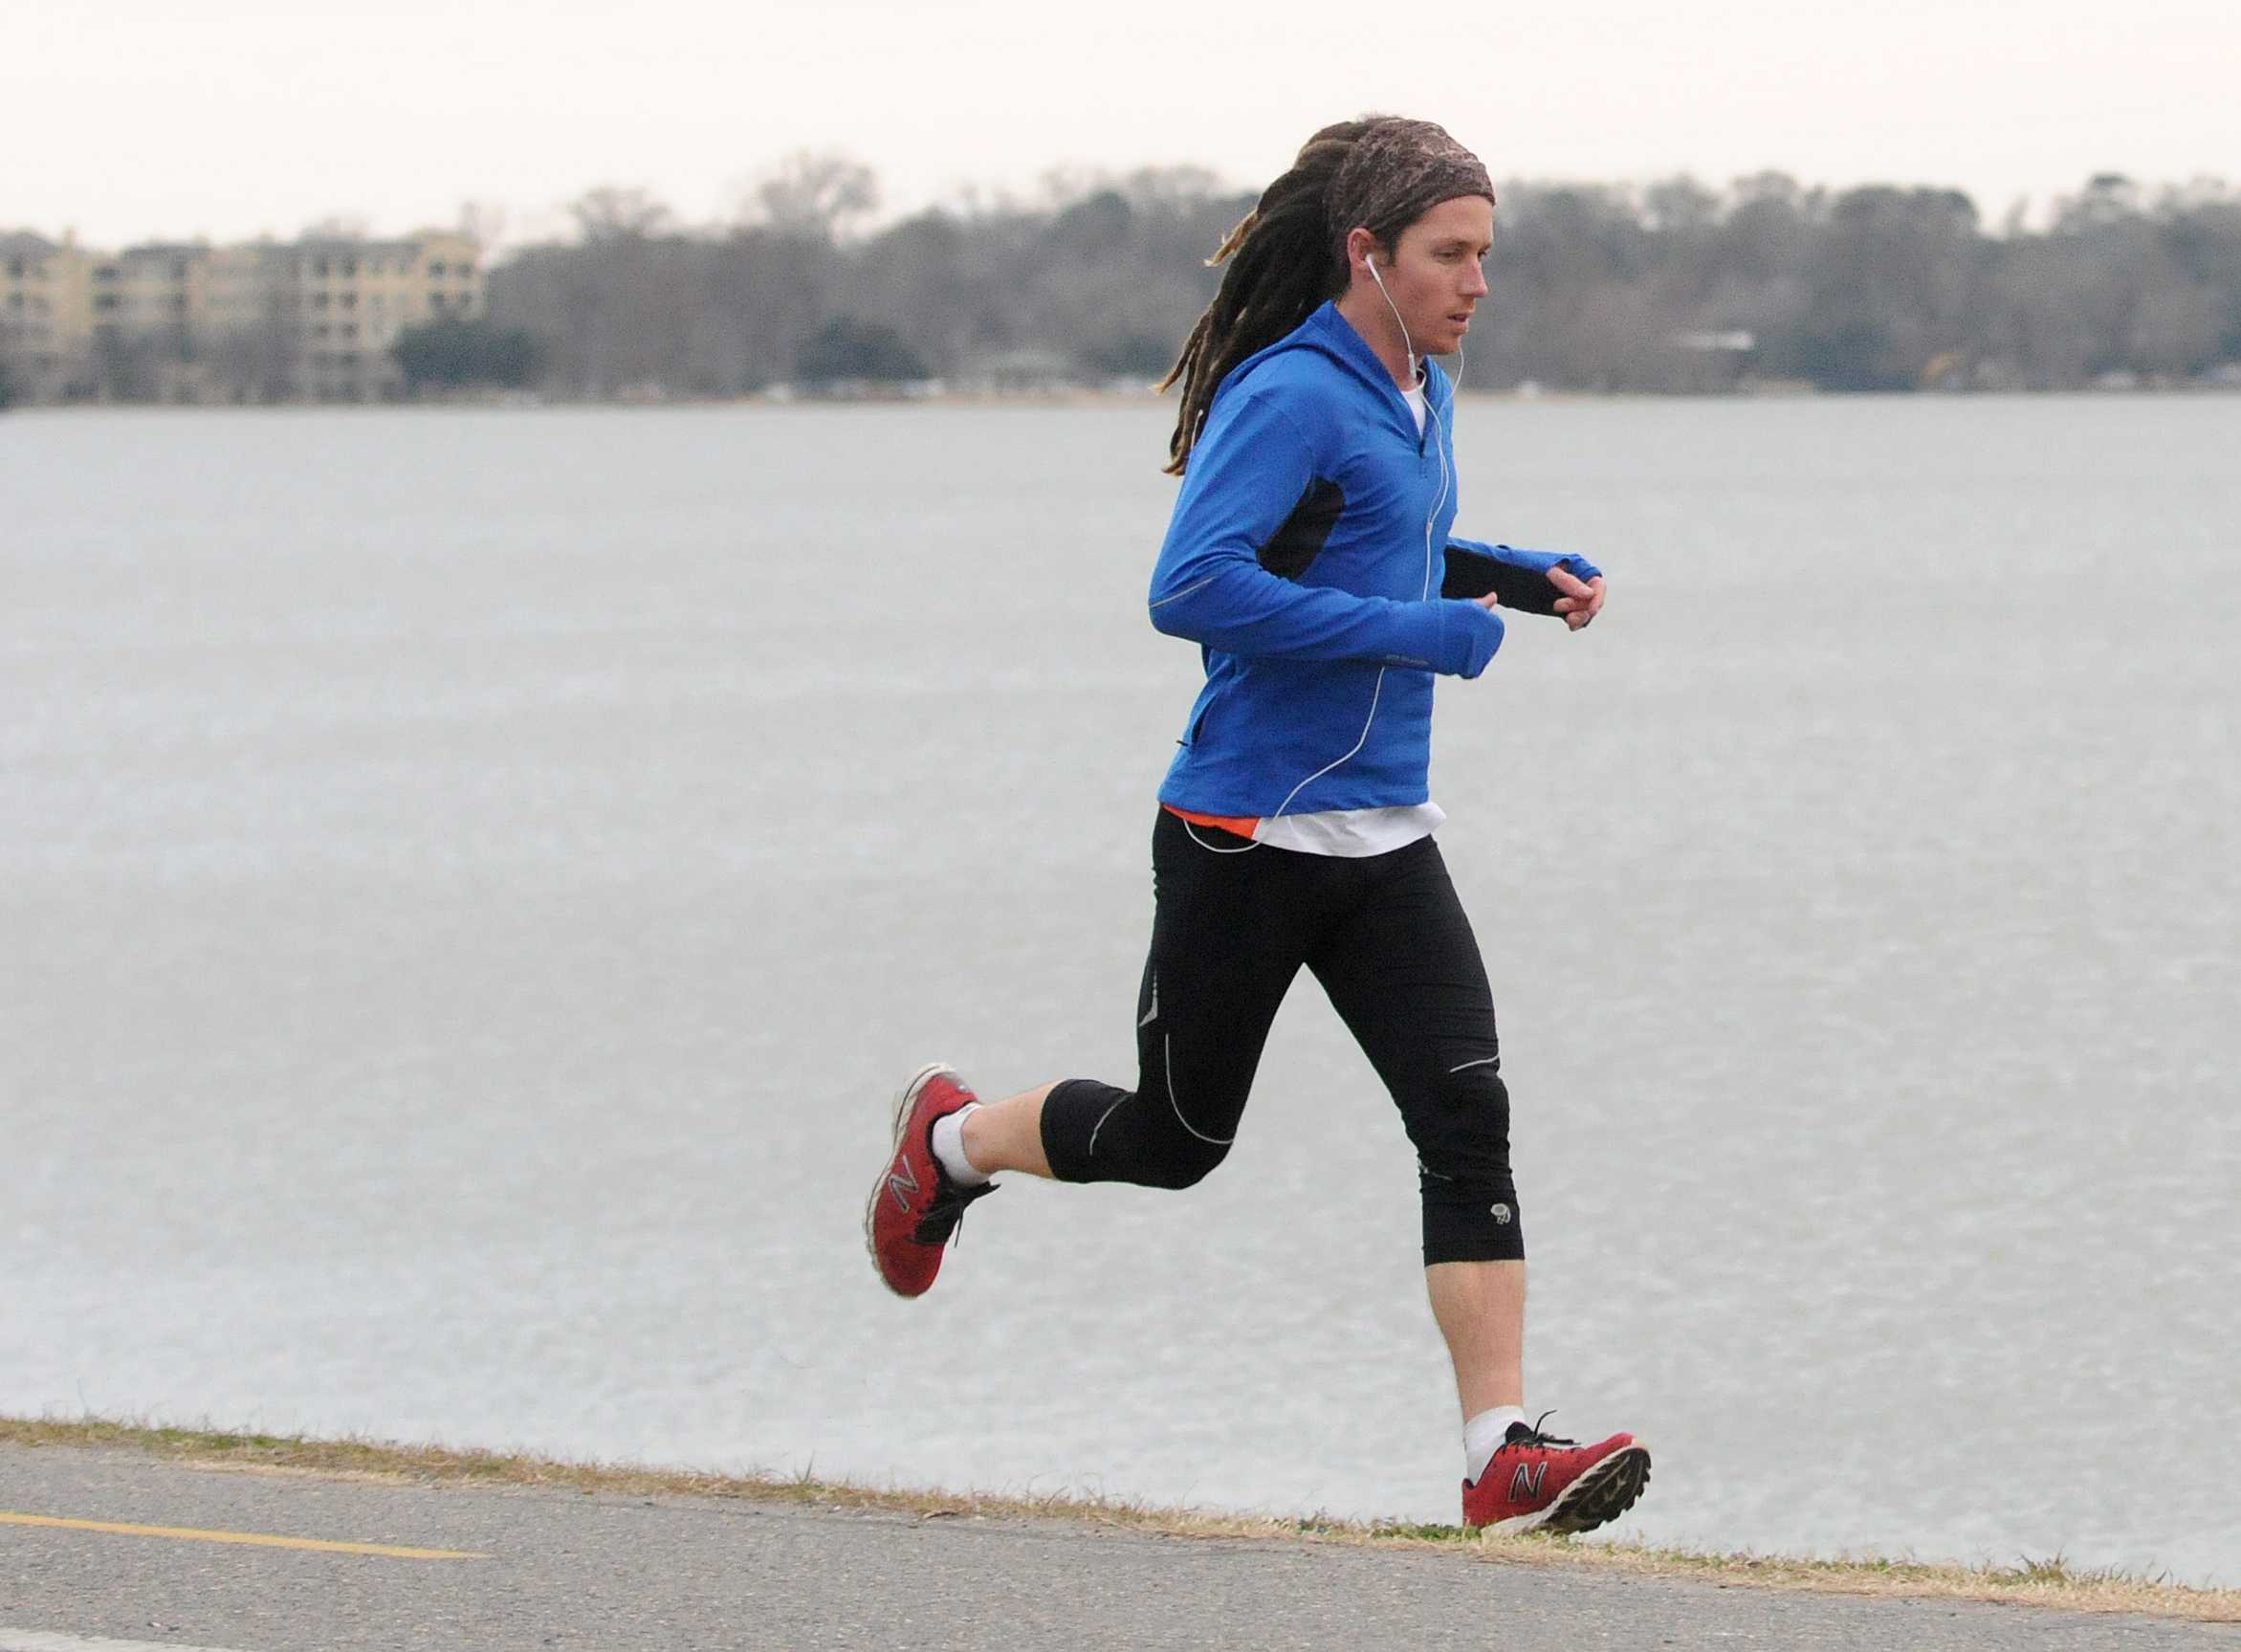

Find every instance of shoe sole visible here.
[1483,1443,1653,1536]
[863,1061,956,1298]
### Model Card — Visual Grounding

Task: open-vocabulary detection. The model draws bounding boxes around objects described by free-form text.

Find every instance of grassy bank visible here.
[3,1415,2231,1624]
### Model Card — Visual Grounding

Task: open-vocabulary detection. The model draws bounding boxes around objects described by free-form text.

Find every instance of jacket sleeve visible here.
[1441,538,1604,615]
[1149,389,1505,678]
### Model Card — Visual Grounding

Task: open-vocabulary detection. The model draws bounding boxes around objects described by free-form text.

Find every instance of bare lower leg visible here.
[1425,1259,1526,1421]
[957,1082,1059,1178]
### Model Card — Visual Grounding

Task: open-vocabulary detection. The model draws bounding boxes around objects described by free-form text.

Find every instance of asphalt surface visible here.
[0,1443,2231,1651]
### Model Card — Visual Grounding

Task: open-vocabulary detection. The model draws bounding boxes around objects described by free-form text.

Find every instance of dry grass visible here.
[4,1414,2232,1623]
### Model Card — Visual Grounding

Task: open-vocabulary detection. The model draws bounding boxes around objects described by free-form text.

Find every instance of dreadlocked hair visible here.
[1158,120,1383,476]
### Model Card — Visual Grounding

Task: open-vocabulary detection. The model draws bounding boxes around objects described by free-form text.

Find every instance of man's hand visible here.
[1549,565,1606,630]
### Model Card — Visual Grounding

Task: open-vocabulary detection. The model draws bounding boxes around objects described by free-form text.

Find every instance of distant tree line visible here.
[1486,172,2241,391]
[488,159,1241,398]
[482,162,2241,397]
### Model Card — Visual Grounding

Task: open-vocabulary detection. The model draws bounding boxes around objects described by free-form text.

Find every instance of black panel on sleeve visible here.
[1255,477,1347,581]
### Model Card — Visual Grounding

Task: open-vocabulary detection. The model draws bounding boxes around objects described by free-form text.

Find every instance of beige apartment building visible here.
[0,232,97,395]
[1,229,485,403]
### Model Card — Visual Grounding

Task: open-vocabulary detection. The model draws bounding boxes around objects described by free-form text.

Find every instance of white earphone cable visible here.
[1183,254,1460,859]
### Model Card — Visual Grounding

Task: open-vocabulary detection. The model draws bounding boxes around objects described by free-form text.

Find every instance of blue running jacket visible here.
[1149,300,1600,818]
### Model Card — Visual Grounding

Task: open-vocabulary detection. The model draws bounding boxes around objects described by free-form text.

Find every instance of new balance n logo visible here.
[1509,1462,1546,1502]
[887,1156,919,1213]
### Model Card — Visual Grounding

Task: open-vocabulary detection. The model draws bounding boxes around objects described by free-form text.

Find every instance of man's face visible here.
[1380,195,1494,360]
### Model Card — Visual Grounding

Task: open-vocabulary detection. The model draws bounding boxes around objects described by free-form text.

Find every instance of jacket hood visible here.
[1226,301,1446,410]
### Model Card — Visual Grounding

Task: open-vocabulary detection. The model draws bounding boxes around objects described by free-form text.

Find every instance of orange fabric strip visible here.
[1161,803,1262,839]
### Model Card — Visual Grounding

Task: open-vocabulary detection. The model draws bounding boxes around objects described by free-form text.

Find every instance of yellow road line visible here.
[0,1510,489,1561]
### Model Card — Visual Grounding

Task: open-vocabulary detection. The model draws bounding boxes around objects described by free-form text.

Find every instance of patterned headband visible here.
[1326,118,1495,255]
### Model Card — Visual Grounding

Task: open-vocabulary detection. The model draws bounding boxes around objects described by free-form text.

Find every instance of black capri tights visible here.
[1040,808,1523,1266]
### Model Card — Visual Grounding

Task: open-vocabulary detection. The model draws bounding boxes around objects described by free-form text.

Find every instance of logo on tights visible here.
[1489,1202,1512,1224]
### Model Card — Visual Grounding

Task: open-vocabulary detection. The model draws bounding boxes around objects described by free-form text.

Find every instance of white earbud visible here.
[1363,252,1418,385]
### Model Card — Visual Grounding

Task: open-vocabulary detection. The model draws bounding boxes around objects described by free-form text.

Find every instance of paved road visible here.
[0,1444,2230,1650]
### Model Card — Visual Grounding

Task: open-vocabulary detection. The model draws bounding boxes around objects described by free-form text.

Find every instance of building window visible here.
[313,292,329,309]
[428,260,447,277]
[341,293,357,309]
[4,258,19,277]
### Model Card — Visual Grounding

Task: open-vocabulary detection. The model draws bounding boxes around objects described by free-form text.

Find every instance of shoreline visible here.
[4,1415,2232,1624]
[6,382,2241,416]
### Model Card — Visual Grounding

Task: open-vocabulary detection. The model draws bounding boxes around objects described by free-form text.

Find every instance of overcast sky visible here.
[10,0,2236,251]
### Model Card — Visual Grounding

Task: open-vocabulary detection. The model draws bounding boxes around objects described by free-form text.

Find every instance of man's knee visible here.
[1412,1067,1512,1175]
[1412,1067,1521,1263]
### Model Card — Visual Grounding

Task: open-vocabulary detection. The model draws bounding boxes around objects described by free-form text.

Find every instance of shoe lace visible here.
[912,1177,997,1247]
[1496,1410,1579,1455]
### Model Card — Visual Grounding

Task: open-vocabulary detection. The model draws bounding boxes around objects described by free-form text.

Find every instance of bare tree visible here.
[743,152,878,240]
[569,186,675,245]
[457,199,509,253]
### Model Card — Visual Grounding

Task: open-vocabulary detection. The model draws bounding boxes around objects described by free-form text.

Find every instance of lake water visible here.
[3,396,2236,1588]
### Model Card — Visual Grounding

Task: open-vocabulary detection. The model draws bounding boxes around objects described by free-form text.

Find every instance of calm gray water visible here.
[3,398,2237,1587]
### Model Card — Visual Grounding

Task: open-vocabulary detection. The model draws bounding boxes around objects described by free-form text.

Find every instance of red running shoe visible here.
[865,1063,997,1299]
[1461,1415,1652,1534]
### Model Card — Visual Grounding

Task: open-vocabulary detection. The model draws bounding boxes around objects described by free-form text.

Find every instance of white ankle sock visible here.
[930,1104,991,1186]
[1463,1406,1529,1483]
